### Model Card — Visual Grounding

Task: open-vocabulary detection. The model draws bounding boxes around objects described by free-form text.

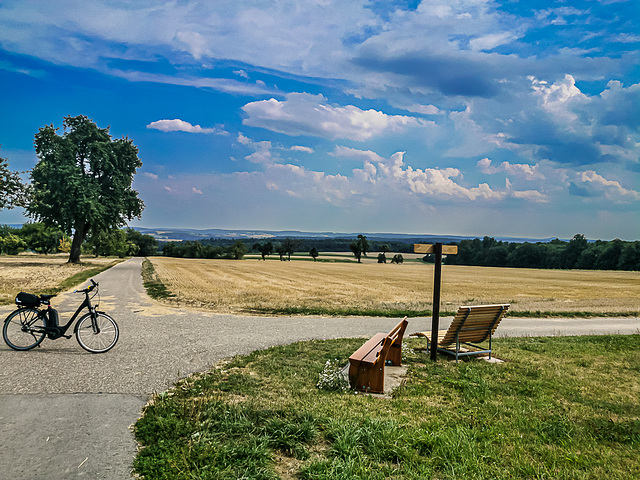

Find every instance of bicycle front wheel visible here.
[3,308,46,351]
[76,313,119,353]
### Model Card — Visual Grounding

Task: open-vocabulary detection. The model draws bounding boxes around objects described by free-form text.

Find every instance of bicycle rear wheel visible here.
[3,308,46,351]
[76,313,119,353]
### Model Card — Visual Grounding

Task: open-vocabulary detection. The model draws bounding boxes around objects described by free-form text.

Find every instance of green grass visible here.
[41,259,123,295]
[133,334,640,479]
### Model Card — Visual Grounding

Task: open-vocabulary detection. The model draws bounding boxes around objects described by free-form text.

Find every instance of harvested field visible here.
[0,255,120,305]
[148,257,640,316]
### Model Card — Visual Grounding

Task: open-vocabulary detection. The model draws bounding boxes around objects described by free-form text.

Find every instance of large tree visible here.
[29,115,144,263]
[350,234,369,263]
[0,151,25,210]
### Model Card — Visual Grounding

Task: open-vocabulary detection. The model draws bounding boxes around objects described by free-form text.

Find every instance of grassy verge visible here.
[141,258,176,300]
[43,259,123,294]
[133,334,640,479]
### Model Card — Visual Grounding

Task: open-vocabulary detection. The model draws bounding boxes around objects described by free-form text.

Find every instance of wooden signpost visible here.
[414,243,458,361]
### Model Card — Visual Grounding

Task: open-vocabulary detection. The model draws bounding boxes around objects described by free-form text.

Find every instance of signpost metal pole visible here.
[413,242,457,362]
[430,243,443,361]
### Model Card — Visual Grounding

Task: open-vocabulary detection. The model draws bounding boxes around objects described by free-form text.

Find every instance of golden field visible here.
[0,255,118,305]
[148,256,640,315]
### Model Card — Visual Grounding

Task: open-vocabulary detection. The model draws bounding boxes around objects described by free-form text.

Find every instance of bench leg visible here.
[349,361,385,393]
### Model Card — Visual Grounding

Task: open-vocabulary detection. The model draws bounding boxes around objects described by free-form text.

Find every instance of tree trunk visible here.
[68,223,88,264]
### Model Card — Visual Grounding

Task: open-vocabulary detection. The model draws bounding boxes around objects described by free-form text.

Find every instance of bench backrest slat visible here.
[439,304,509,346]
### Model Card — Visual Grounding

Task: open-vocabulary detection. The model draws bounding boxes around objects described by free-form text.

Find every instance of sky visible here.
[0,0,639,241]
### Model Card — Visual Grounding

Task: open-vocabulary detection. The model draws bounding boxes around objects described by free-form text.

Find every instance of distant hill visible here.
[132,227,558,244]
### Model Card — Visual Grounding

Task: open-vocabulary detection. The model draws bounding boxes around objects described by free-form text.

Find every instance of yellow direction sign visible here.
[414,244,458,255]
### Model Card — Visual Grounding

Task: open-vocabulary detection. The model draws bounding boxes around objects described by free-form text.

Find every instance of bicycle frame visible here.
[42,290,99,338]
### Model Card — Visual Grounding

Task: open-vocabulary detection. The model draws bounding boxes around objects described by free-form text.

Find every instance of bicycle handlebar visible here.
[74,279,99,294]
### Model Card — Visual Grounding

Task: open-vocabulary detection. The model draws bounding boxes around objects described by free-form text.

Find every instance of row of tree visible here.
[0,223,157,257]
[443,234,640,271]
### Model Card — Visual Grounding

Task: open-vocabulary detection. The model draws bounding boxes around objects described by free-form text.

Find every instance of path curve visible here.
[1,257,638,479]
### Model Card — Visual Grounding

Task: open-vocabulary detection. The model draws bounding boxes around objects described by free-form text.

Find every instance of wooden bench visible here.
[348,317,408,393]
[411,304,509,361]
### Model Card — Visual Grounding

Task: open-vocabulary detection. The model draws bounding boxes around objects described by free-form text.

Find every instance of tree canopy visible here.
[0,151,25,210]
[350,234,369,263]
[28,115,144,263]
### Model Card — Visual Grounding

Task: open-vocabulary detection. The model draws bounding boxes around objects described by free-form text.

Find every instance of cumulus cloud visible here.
[478,158,545,180]
[505,179,549,203]
[477,76,640,167]
[242,93,429,141]
[236,135,516,205]
[569,171,640,202]
[147,119,227,135]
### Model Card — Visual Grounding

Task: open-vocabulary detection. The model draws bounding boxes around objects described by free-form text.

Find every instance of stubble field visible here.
[0,255,120,305]
[148,256,640,316]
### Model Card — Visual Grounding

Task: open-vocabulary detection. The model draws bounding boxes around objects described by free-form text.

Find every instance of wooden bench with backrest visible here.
[411,304,509,361]
[348,317,408,393]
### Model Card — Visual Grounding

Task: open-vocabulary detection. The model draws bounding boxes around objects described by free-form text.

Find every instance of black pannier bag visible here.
[15,292,41,308]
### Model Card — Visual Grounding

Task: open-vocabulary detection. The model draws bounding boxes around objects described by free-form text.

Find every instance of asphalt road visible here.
[1,257,638,479]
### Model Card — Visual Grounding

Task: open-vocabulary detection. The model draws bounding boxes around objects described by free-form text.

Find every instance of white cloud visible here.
[143,172,159,180]
[469,32,518,51]
[571,171,640,202]
[238,133,281,165]
[290,145,314,153]
[146,119,227,135]
[505,179,549,203]
[242,93,429,141]
[401,103,441,115]
[613,33,640,43]
[192,187,203,194]
[478,158,545,180]
[530,74,586,120]
[332,146,385,163]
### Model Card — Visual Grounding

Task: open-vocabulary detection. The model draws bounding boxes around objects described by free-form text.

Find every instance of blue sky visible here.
[0,0,639,240]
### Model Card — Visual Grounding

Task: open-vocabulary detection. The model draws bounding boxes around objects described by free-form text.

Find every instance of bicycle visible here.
[2,279,119,353]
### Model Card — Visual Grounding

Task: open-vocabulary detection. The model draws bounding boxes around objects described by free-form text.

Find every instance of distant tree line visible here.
[443,234,640,271]
[162,240,246,260]
[191,236,417,255]
[157,232,640,271]
[0,223,157,257]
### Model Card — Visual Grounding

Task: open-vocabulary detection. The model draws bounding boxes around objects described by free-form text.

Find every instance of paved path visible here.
[1,258,638,479]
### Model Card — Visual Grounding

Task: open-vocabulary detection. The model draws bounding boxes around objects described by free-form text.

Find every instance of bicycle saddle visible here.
[40,294,57,300]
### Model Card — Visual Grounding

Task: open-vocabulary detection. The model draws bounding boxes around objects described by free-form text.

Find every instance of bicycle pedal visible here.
[62,334,72,339]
